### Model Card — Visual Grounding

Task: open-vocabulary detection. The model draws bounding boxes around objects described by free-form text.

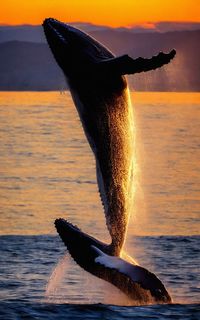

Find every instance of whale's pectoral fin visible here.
[97,49,176,75]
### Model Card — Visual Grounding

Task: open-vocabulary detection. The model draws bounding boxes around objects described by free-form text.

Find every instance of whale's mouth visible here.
[43,18,71,44]
[43,18,86,45]
[43,18,114,73]
[55,218,172,304]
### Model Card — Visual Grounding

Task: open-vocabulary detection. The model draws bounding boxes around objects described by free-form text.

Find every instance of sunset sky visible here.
[1,0,200,27]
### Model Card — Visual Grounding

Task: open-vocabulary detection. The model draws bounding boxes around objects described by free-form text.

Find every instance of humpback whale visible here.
[43,18,175,303]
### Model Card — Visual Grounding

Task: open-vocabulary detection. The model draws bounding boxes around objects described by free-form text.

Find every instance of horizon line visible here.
[1,20,200,29]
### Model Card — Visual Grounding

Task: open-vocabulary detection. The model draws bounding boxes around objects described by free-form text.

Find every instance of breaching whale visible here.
[43,18,175,303]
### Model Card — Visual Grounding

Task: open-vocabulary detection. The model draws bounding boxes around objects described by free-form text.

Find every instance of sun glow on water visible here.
[0,91,200,236]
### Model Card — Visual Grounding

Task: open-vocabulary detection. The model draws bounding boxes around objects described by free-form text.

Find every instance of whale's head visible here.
[43,18,113,77]
[43,18,175,83]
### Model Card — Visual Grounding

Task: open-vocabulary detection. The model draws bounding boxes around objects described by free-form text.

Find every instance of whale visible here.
[43,18,175,303]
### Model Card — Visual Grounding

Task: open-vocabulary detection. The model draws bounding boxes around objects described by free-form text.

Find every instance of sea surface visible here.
[0,92,200,319]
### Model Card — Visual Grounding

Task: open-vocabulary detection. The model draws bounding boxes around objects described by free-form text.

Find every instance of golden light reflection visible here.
[0,92,200,236]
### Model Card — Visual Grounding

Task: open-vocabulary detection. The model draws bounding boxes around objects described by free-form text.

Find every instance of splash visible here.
[45,254,68,303]
[45,252,135,305]
[121,250,138,265]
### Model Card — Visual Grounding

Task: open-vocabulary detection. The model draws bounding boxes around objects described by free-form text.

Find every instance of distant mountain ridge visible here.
[0,24,199,91]
[1,21,200,43]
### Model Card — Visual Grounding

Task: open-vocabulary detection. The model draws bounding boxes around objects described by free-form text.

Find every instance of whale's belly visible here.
[69,84,135,254]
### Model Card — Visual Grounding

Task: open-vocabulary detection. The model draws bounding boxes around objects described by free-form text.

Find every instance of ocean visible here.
[0,91,199,319]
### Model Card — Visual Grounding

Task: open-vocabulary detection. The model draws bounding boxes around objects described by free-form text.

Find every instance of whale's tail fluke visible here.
[55,218,172,304]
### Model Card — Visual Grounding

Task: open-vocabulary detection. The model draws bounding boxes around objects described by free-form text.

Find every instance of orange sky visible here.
[1,0,200,27]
